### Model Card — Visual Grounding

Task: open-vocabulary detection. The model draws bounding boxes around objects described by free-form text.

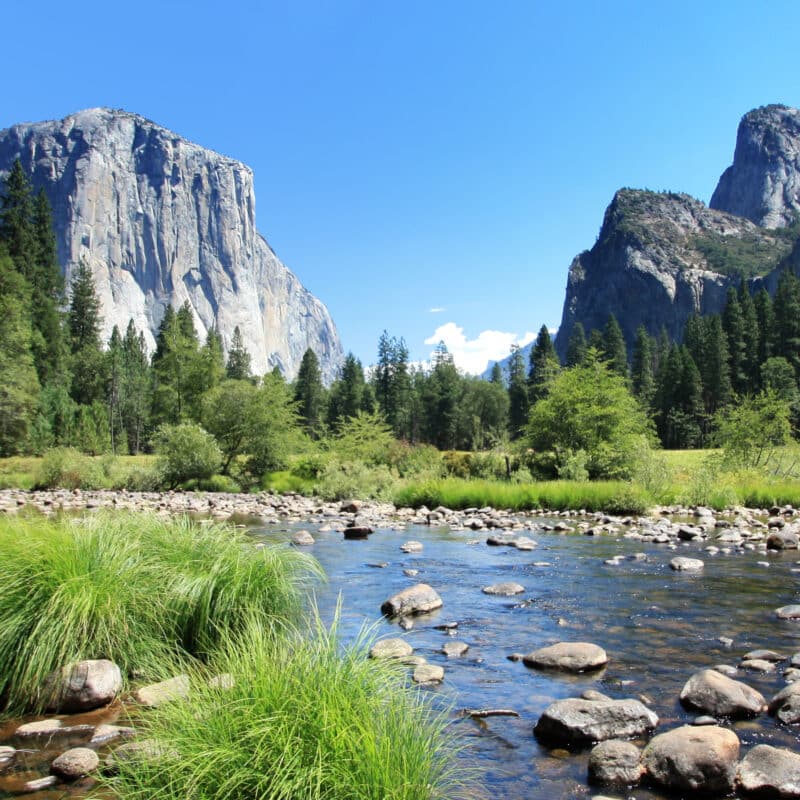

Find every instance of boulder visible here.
[482,582,525,596]
[670,557,705,571]
[737,744,800,797]
[776,605,800,620]
[46,658,122,712]
[523,642,608,673]
[642,725,739,793]
[132,674,190,707]
[679,669,766,718]
[50,747,99,780]
[534,698,658,746]
[381,584,443,617]
[767,531,799,550]
[769,682,800,723]
[413,664,444,684]
[400,540,423,553]
[343,526,373,539]
[291,530,315,546]
[369,638,413,660]
[442,641,469,658]
[588,740,643,786]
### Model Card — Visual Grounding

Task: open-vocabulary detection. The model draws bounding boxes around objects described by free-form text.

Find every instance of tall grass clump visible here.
[0,513,321,713]
[108,615,470,800]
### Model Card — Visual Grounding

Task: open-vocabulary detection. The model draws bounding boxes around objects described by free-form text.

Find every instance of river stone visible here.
[679,669,766,718]
[46,658,123,712]
[90,724,136,745]
[534,698,658,746]
[369,638,413,659]
[442,641,469,657]
[776,605,800,619]
[713,664,739,677]
[588,740,643,786]
[523,642,608,673]
[670,556,705,571]
[51,747,99,779]
[512,536,537,550]
[400,540,423,553]
[743,649,785,662]
[482,582,525,596]
[769,682,800,723]
[740,658,776,673]
[642,725,740,793]
[132,674,190,707]
[343,526,373,539]
[20,776,58,792]
[15,718,64,737]
[413,664,444,684]
[768,531,799,550]
[381,583,443,617]
[292,530,314,546]
[0,747,15,773]
[104,739,177,772]
[737,744,800,797]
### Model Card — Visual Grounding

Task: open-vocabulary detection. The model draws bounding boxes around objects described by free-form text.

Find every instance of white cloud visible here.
[429,307,446,313]
[424,322,536,375]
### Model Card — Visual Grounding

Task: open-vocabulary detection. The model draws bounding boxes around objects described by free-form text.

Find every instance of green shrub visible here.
[189,474,242,493]
[0,513,322,713]
[155,423,222,489]
[106,616,468,800]
[442,451,472,478]
[34,447,105,489]
[468,451,509,480]
[315,459,397,501]
[391,442,445,479]
[262,470,316,495]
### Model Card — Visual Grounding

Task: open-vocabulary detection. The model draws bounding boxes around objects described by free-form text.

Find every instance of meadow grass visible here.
[393,478,652,514]
[107,614,471,800]
[0,513,321,713]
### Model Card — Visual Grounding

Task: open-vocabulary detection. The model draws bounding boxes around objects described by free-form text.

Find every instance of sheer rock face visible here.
[711,104,800,228]
[0,108,343,381]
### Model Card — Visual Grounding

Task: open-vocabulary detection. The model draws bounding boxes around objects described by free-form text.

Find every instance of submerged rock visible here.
[381,583,443,617]
[482,582,525,596]
[679,669,766,718]
[523,642,608,673]
[534,698,658,746]
[642,725,740,793]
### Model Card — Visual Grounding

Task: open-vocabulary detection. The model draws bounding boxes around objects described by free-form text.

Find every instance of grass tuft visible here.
[107,613,471,800]
[0,513,322,713]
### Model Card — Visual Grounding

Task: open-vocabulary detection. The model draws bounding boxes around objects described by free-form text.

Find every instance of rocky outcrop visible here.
[711,105,800,228]
[0,108,343,381]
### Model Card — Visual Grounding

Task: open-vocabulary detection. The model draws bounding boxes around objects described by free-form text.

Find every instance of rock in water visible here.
[642,725,739,794]
[588,740,643,786]
[0,108,343,381]
[369,638,413,660]
[46,659,122,712]
[523,642,608,672]
[679,669,766,718]
[737,744,800,797]
[50,747,99,779]
[534,698,658,746]
[381,583,443,617]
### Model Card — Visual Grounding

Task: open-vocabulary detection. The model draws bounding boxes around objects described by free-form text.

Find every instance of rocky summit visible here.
[555,104,800,360]
[0,108,343,381]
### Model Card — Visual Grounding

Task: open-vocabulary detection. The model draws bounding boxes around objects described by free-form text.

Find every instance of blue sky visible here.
[3,0,799,373]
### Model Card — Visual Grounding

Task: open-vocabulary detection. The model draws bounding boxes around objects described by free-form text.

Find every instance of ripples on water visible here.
[251,519,800,800]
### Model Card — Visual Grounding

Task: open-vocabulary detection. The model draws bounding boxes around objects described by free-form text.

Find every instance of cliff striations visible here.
[0,108,343,381]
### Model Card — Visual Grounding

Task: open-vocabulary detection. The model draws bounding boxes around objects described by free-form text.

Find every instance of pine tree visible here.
[528,325,560,404]
[722,287,747,395]
[68,260,106,406]
[702,315,732,416]
[0,160,35,280]
[773,271,800,379]
[421,341,460,449]
[225,326,252,381]
[588,327,605,353]
[373,331,412,439]
[198,326,226,394]
[327,352,368,427]
[601,314,628,377]
[565,322,588,367]
[739,282,760,393]
[294,348,325,438]
[121,320,150,454]
[754,287,774,372]
[489,362,504,384]
[631,325,656,410]
[506,344,529,439]
[106,326,125,454]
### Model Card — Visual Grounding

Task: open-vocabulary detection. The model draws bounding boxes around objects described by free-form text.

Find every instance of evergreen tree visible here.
[489,362,504,384]
[373,331,412,439]
[506,344,528,439]
[588,327,605,353]
[198,326,226,395]
[0,248,40,454]
[631,325,656,410]
[68,260,106,406]
[225,326,252,381]
[754,287,774,371]
[773,271,800,379]
[565,322,588,367]
[0,160,35,280]
[454,376,509,450]
[702,315,733,416]
[294,348,325,438]
[601,314,628,377]
[739,282,760,393]
[722,287,747,395]
[327,353,368,428]
[527,325,560,403]
[654,344,703,448]
[121,320,150,454]
[106,326,125,454]
[421,342,461,449]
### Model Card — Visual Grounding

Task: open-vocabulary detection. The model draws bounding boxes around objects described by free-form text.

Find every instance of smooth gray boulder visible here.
[767,531,799,550]
[381,584,442,617]
[642,725,740,793]
[534,698,658,746]
[291,530,314,546]
[679,669,766,718]
[737,744,800,797]
[769,682,800,724]
[369,638,413,660]
[670,556,705,571]
[413,664,444,684]
[776,605,800,620]
[523,642,608,673]
[482,582,525,596]
[50,747,99,780]
[588,740,643,786]
[46,658,122,712]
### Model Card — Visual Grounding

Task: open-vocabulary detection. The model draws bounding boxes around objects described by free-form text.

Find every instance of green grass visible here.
[393,478,652,514]
[107,615,471,800]
[0,513,322,713]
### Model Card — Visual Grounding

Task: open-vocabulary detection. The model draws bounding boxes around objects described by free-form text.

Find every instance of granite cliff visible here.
[555,105,800,360]
[0,108,343,381]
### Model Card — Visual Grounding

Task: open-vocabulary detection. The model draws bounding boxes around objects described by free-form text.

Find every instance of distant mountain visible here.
[554,104,800,360]
[0,108,343,381]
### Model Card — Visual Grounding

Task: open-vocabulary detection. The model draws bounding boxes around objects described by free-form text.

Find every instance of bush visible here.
[106,617,467,800]
[315,459,397,501]
[184,474,242,493]
[34,447,105,489]
[0,513,322,713]
[155,423,222,489]
[391,442,445,479]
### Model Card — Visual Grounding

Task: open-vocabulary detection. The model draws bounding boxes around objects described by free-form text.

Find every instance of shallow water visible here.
[250,518,800,800]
